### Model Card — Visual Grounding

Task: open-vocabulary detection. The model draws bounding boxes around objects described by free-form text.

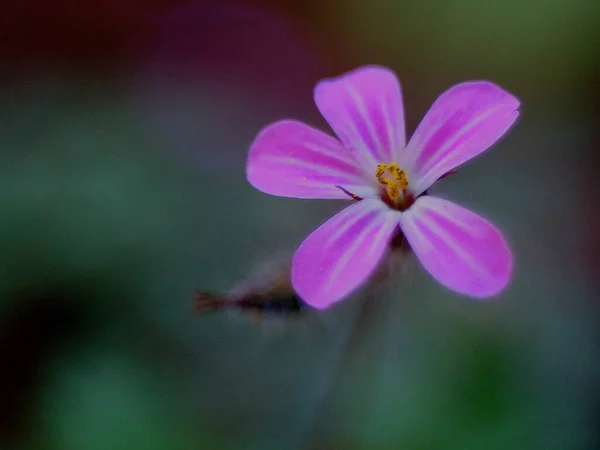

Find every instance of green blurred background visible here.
[1,0,599,449]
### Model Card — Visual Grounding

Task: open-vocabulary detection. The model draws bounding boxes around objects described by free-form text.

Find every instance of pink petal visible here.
[292,199,400,309]
[398,196,512,298]
[406,82,520,194]
[247,120,373,199]
[313,66,406,174]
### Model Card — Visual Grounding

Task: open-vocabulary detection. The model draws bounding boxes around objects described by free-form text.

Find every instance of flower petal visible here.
[292,199,399,309]
[399,196,512,298]
[313,65,406,174]
[247,120,372,199]
[406,82,520,194]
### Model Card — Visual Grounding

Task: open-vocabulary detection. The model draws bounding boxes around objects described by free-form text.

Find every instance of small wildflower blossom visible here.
[247,66,519,309]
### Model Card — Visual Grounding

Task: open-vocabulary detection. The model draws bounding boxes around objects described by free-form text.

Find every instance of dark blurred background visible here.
[1,0,599,449]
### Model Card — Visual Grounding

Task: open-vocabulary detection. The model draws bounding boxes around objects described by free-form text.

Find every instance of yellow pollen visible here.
[375,163,408,200]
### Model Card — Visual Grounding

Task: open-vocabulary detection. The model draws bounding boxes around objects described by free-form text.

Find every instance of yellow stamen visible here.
[375,163,408,200]
[387,183,400,200]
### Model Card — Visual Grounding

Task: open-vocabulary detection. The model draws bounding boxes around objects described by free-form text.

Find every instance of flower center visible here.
[335,162,418,210]
[374,162,417,211]
[376,162,408,199]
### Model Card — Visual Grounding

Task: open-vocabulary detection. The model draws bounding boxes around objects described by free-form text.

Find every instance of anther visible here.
[387,184,400,200]
[375,162,409,202]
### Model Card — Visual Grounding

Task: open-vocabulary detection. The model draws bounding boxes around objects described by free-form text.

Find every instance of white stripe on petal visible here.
[367,213,399,258]
[260,155,363,182]
[325,200,381,248]
[398,196,512,298]
[405,82,519,194]
[324,216,384,292]
[314,66,407,175]
[291,197,398,309]
[345,84,385,161]
[419,105,501,175]
[302,141,356,166]
[417,213,485,277]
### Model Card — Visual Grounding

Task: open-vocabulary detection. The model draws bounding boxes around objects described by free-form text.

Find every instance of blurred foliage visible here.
[25,345,216,450]
[314,0,600,107]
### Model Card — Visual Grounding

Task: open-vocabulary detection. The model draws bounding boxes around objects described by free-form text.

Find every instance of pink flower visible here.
[246,65,519,309]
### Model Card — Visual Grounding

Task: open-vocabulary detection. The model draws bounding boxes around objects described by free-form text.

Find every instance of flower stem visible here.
[298,284,395,449]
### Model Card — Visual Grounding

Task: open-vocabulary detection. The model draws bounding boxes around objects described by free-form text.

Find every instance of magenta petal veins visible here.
[247,120,373,199]
[405,81,520,195]
[314,66,406,174]
[291,199,399,309]
[398,196,512,298]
